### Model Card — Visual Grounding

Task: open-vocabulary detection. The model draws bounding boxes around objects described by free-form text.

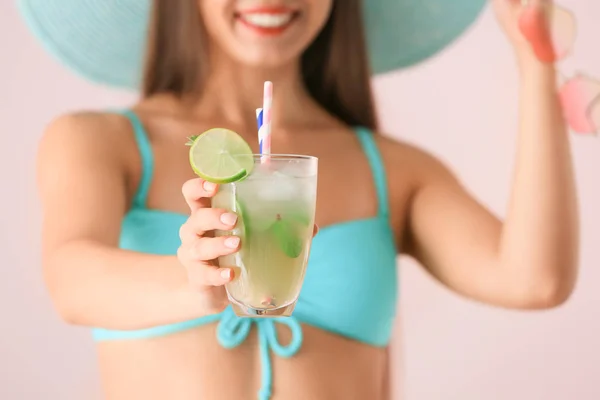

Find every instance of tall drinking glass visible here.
[213,155,318,317]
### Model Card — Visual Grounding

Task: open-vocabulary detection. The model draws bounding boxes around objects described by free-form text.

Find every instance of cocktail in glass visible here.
[213,154,318,317]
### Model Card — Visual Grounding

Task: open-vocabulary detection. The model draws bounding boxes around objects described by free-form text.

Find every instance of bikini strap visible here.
[353,127,390,218]
[117,109,154,208]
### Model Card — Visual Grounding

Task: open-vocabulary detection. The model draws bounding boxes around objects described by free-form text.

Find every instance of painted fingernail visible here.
[220,213,238,226]
[220,269,231,280]
[203,181,216,192]
[224,237,240,249]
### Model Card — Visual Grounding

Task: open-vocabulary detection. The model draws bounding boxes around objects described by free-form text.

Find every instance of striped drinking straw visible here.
[256,107,263,147]
[257,81,272,164]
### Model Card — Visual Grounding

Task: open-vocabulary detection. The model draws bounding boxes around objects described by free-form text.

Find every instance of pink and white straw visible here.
[258,81,272,163]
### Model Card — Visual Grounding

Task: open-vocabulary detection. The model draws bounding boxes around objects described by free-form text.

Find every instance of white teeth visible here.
[240,13,293,28]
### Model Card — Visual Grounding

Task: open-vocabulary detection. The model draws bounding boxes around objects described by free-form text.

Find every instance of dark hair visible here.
[143,0,378,130]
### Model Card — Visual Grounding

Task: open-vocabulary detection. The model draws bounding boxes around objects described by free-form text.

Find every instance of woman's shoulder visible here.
[373,132,459,188]
[42,109,134,139]
[37,109,140,177]
[39,108,140,151]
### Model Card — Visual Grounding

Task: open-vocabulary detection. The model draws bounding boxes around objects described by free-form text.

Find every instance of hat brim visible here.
[365,1,487,75]
[18,0,487,89]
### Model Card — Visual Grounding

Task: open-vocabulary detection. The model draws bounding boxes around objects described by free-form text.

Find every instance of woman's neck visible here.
[191,55,327,130]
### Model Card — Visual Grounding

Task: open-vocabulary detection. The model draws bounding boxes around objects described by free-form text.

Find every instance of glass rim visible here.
[249,154,317,161]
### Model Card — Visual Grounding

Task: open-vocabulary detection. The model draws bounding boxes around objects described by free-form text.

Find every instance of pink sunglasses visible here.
[520,1,600,136]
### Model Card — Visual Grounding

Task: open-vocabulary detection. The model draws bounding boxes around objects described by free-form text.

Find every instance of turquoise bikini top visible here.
[91,110,399,400]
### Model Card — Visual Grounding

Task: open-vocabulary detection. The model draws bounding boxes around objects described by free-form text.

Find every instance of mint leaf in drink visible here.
[270,215,303,258]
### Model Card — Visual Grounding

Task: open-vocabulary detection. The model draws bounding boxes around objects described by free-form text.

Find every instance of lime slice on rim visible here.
[187,128,254,184]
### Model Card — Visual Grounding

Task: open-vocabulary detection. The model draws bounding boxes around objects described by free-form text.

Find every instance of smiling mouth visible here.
[235,8,300,35]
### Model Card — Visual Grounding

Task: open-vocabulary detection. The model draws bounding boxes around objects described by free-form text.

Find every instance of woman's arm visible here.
[37,113,217,330]
[402,56,578,310]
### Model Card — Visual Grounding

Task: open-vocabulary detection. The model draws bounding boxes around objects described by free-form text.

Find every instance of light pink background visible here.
[2,1,599,399]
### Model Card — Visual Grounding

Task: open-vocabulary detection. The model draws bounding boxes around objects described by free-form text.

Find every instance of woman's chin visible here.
[225,23,308,70]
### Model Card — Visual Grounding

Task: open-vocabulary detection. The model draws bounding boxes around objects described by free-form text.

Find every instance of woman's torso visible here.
[91,97,417,400]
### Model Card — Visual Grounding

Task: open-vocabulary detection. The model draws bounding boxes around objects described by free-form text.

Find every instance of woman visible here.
[23,0,579,399]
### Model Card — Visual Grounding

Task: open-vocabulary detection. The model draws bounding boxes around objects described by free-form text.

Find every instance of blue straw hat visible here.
[17,0,487,90]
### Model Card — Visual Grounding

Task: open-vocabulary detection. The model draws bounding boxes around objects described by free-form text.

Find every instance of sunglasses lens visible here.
[519,3,576,62]
[548,4,577,60]
[559,75,600,135]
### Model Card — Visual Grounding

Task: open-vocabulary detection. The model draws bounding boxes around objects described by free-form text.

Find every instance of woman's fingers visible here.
[178,178,240,292]
[182,178,218,212]
[190,236,240,261]
[179,208,238,241]
[185,261,234,288]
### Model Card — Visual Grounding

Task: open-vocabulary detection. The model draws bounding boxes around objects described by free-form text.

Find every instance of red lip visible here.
[235,7,298,36]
